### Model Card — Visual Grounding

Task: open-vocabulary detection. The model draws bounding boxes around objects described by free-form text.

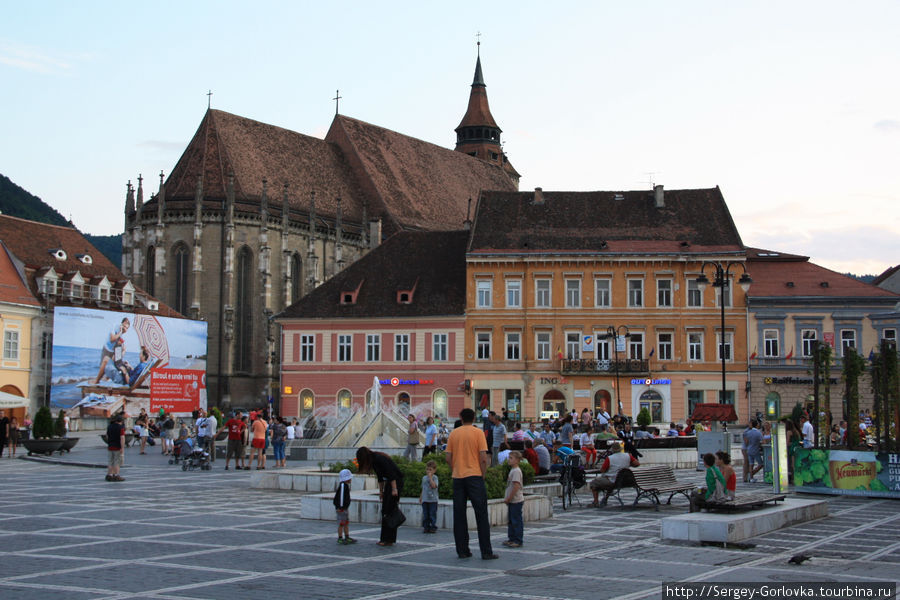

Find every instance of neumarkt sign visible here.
[764,376,839,385]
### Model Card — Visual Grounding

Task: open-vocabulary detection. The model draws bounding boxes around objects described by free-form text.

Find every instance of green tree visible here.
[32,406,55,439]
[842,347,867,448]
[870,342,899,451]
[636,407,652,428]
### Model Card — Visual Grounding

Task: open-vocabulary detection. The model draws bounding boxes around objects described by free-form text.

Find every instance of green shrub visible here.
[209,407,224,429]
[55,410,67,437]
[636,407,652,428]
[32,406,55,439]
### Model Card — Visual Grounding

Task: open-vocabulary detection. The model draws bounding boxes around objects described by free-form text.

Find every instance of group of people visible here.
[0,409,29,458]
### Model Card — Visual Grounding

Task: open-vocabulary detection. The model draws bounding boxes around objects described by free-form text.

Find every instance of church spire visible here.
[454,40,518,185]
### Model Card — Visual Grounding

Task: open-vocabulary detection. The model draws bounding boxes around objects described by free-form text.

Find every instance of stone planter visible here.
[60,438,79,453]
[22,438,65,456]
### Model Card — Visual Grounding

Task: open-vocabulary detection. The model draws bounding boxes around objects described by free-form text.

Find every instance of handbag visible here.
[383,507,406,529]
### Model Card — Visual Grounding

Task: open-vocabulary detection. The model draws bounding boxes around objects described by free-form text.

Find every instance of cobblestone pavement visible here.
[1,438,898,600]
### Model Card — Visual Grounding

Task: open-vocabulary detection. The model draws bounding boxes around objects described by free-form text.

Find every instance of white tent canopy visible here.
[0,390,29,409]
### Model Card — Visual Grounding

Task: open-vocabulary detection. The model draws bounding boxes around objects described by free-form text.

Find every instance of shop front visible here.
[630,378,672,424]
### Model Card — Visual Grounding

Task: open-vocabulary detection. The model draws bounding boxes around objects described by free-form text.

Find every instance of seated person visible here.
[634,425,653,440]
[523,439,540,474]
[497,441,511,464]
[683,419,695,436]
[715,451,736,499]
[588,442,640,507]
[126,346,153,386]
[511,423,526,442]
[550,440,575,473]
[533,439,551,475]
[667,422,680,437]
[579,426,597,467]
[690,452,728,512]
[594,423,617,441]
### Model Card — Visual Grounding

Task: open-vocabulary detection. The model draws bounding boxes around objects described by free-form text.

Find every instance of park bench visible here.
[703,491,786,512]
[602,465,694,507]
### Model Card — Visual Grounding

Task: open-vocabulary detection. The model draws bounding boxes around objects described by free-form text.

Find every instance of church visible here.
[121,49,518,409]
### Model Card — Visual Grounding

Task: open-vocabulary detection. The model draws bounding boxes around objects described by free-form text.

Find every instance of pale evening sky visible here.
[1,1,897,276]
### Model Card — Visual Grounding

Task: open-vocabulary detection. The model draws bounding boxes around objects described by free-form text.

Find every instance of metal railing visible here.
[561,358,649,375]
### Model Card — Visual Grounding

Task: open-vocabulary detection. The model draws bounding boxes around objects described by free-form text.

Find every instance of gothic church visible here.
[121,51,517,408]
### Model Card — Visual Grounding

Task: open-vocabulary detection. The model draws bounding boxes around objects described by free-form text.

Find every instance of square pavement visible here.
[1,440,899,600]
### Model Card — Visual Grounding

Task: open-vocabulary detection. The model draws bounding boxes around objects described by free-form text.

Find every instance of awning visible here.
[690,403,738,422]
[0,390,29,409]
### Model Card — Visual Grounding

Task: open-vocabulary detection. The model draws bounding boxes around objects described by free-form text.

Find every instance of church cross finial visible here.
[207,89,212,109]
[333,89,342,115]
[476,31,481,55]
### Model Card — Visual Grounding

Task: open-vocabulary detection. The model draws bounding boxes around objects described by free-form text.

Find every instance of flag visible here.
[785,346,794,360]
[749,346,757,360]
[649,347,655,357]
[557,346,564,360]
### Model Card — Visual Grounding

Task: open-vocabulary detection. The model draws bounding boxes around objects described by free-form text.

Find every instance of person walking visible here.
[106,414,126,482]
[490,412,507,467]
[445,408,497,560]
[0,410,9,458]
[404,414,420,462]
[422,417,438,457]
[356,447,405,547]
[271,416,288,468]
[251,413,268,469]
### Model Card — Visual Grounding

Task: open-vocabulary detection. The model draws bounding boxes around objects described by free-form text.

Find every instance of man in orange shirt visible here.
[251,414,268,470]
[445,408,497,560]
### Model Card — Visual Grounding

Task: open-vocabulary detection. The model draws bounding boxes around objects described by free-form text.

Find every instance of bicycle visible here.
[559,453,584,510]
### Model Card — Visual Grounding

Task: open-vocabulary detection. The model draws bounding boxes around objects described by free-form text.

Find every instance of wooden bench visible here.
[703,492,786,512]
[602,466,694,507]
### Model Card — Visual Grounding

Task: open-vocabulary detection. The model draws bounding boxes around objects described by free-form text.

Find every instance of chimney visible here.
[533,187,544,205]
[654,184,664,208]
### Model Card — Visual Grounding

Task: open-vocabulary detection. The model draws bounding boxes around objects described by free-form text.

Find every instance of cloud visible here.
[136,140,187,152]
[0,41,73,74]
[873,119,900,133]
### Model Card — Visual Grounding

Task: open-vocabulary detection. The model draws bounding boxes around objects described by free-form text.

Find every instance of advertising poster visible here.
[51,306,208,417]
[793,448,900,499]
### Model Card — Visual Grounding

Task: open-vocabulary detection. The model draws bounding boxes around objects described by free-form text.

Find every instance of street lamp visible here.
[695,263,752,415]
[604,325,630,416]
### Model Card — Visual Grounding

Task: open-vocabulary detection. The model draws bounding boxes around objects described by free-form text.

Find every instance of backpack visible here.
[164,418,175,430]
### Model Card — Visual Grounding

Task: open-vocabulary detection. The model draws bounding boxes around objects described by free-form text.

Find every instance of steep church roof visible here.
[326,115,516,233]
[160,109,366,223]
[455,54,499,131]
[468,187,745,255]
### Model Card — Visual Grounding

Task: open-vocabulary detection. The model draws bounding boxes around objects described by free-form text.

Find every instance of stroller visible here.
[169,437,211,471]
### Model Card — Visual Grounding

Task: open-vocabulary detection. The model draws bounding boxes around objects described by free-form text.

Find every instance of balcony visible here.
[561,358,649,375]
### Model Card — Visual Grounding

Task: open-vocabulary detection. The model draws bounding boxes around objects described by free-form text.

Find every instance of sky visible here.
[1,1,898,276]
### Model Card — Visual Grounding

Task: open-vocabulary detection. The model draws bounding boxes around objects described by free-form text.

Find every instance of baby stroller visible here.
[169,438,211,471]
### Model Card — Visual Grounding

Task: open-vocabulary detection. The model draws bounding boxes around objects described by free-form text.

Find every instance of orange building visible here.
[464,186,751,425]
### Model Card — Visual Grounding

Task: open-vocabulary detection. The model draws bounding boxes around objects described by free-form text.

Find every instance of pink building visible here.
[276,231,468,422]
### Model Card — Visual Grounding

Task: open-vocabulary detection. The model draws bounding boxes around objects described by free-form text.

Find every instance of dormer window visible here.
[398,292,411,304]
[340,279,364,305]
[396,277,418,305]
[49,248,67,261]
[76,254,92,265]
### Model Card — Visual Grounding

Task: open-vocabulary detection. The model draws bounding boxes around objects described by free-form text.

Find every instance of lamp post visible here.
[604,325,630,416]
[695,263,752,416]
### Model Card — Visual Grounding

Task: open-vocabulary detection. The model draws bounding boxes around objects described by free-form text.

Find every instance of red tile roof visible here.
[469,188,744,253]
[0,215,182,317]
[747,247,899,299]
[327,115,517,234]
[0,242,39,307]
[873,264,899,286]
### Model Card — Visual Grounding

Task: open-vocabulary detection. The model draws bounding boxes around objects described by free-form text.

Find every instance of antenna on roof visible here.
[207,89,212,109]
[641,171,657,189]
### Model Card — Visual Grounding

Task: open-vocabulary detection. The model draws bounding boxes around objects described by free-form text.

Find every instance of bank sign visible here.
[379,378,435,386]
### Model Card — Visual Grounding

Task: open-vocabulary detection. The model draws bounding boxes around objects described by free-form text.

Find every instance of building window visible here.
[145,246,155,296]
[882,328,897,349]
[432,389,448,421]
[338,334,352,362]
[565,279,581,307]
[3,330,19,360]
[717,283,732,308]
[687,279,702,307]
[566,332,581,359]
[535,278,551,307]
[763,329,780,357]
[840,329,856,356]
[801,329,817,357]
[299,334,315,362]
[688,332,703,361]
[433,333,448,361]
[658,332,673,360]
[687,390,705,418]
[476,280,492,308]
[300,389,314,417]
[174,244,190,315]
[595,279,611,307]
[718,331,733,361]
[337,389,352,414]
[234,246,252,372]
[394,334,409,362]
[595,333,610,360]
[536,331,551,361]
[291,253,302,303]
[476,332,491,360]
[506,279,521,308]
[628,279,644,307]
[718,390,736,404]
[657,279,672,307]
[506,332,521,360]
[629,333,644,360]
[366,334,380,362]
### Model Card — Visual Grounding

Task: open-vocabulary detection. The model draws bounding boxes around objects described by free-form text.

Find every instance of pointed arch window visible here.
[234,246,253,372]
[291,252,302,304]
[146,246,155,296]
[173,244,190,315]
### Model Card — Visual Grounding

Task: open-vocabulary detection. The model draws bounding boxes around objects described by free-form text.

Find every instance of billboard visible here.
[50,306,208,417]
[793,448,900,499]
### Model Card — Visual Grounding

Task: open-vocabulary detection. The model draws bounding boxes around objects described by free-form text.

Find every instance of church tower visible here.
[455,43,519,185]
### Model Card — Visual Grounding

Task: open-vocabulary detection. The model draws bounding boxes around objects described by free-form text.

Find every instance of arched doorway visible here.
[299,389,314,418]
[432,389,448,422]
[0,385,27,422]
[593,390,611,416]
[337,389,352,417]
[397,392,411,415]
[638,389,664,423]
[542,389,566,420]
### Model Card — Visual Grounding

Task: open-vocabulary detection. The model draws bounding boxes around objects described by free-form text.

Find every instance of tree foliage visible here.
[32,406,56,439]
